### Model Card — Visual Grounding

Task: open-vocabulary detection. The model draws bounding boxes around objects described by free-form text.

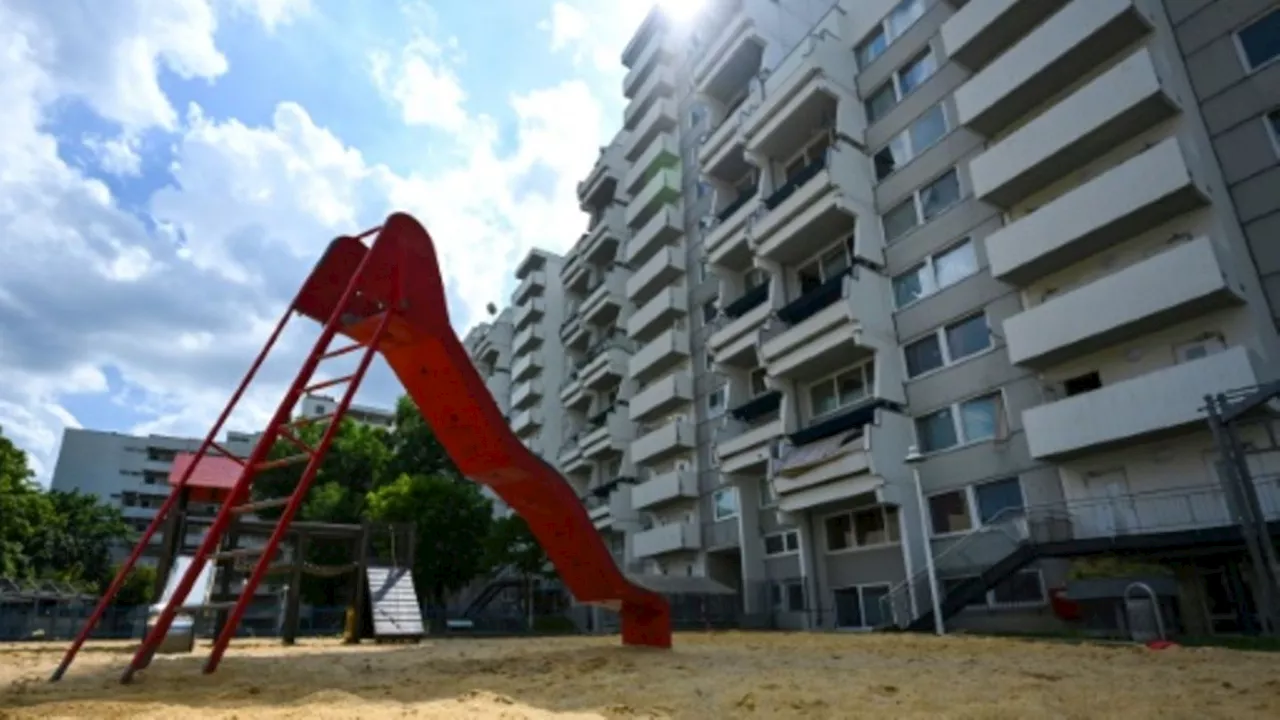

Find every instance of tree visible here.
[485,514,556,626]
[115,563,157,606]
[365,473,493,616]
[250,418,392,522]
[0,427,55,580]
[384,396,460,482]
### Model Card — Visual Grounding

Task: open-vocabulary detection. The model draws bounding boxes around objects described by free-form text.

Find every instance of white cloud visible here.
[541,3,589,54]
[0,0,614,486]
[226,0,313,31]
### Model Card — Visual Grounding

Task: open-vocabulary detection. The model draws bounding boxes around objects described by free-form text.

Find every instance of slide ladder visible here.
[51,213,669,684]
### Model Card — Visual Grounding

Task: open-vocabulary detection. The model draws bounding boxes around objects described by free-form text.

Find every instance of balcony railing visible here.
[721,282,769,319]
[763,151,827,210]
[775,268,848,325]
[716,186,758,223]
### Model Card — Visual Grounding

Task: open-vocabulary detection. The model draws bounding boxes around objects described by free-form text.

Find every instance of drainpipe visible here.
[906,445,944,636]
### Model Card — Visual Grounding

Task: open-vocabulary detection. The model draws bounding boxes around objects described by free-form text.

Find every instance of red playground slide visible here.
[293,212,671,648]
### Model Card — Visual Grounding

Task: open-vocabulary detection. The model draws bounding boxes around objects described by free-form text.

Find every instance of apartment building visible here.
[298,393,395,429]
[510,249,570,463]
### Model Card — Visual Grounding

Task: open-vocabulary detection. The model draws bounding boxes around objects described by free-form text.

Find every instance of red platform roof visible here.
[167,452,243,502]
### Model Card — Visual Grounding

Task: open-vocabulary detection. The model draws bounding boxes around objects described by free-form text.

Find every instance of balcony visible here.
[632,419,695,465]
[624,205,683,268]
[623,22,675,99]
[700,107,750,183]
[578,143,623,211]
[771,408,912,514]
[627,245,683,306]
[988,137,1209,285]
[561,252,592,295]
[625,167,682,230]
[512,325,544,357]
[955,0,1151,137]
[970,48,1180,208]
[512,351,542,382]
[717,411,784,475]
[582,206,627,266]
[580,407,633,459]
[741,31,855,159]
[708,283,771,367]
[624,98,678,163]
[580,269,628,327]
[627,288,688,344]
[559,310,590,351]
[630,371,693,424]
[704,188,758,270]
[624,66,676,132]
[631,470,698,512]
[511,378,543,410]
[511,407,542,437]
[558,368,588,410]
[1024,346,1265,460]
[581,342,630,391]
[485,372,511,416]
[558,440,588,477]
[694,10,762,89]
[751,145,878,267]
[513,297,545,332]
[1004,236,1244,370]
[623,133,679,198]
[628,326,691,384]
[759,269,894,381]
[1048,482,1280,542]
[633,522,700,558]
[941,0,1070,71]
[513,270,546,305]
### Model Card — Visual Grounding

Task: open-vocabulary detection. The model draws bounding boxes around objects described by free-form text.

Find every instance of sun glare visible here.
[655,0,708,24]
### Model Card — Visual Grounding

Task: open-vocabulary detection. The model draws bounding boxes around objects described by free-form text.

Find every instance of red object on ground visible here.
[167,453,240,503]
[1048,587,1081,621]
[1146,640,1179,650]
[293,212,672,649]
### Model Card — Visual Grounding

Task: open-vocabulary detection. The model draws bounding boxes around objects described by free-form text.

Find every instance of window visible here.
[771,581,806,612]
[864,48,938,124]
[892,239,978,308]
[707,386,727,418]
[824,506,900,552]
[713,487,740,521]
[1236,8,1280,71]
[796,238,853,294]
[875,104,949,180]
[974,477,1025,525]
[764,529,800,556]
[915,391,1006,454]
[833,584,891,629]
[855,0,926,68]
[904,313,991,378]
[758,476,777,507]
[882,168,961,242]
[928,490,971,535]
[702,298,718,323]
[807,361,874,419]
[750,367,769,396]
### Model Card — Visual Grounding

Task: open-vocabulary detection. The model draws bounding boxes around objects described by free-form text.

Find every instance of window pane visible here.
[865,82,896,124]
[945,314,991,361]
[933,240,977,289]
[920,169,960,221]
[785,531,800,551]
[714,488,739,519]
[886,506,901,542]
[875,132,912,180]
[893,267,925,307]
[886,0,925,39]
[834,587,864,628]
[882,197,919,242]
[897,49,936,96]
[758,477,776,507]
[825,514,853,551]
[916,407,958,453]
[836,368,867,406]
[787,583,805,611]
[853,507,889,546]
[857,30,887,68]
[1238,9,1280,70]
[975,477,1025,525]
[928,490,972,534]
[909,104,947,155]
[810,380,839,417]
[861,585,890,627]
[991,570,1045,605]
[960,393,1001,443]
[904,334,944,377]
[764,534,786,555]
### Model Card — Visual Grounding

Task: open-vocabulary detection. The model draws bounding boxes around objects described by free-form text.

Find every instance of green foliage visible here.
[365,473,493,606]
[485,514,553,581]
[384,396,459,481]
[1067,556,1174,580]
[0,426,129,592]
[115,563,157,606]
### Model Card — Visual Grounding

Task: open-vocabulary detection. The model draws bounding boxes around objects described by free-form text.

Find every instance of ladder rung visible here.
[303,374,356,394]
[288,412,336,429]
[231,497,291,515]
[207,441,246,465]
[276,426,316,455]
[255,453,311,472]
[320,341,364,361]
[210,548,265,561]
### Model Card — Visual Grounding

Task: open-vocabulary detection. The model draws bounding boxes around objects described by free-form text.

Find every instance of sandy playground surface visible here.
[2,632,1279,719]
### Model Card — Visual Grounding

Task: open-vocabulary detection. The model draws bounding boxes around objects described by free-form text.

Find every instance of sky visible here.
[0,0,686,485]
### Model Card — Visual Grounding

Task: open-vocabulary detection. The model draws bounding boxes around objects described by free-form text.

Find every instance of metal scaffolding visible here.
[1205,383,1280,636]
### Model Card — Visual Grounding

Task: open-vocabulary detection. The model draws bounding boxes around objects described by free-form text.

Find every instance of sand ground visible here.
[1,632,1278,719]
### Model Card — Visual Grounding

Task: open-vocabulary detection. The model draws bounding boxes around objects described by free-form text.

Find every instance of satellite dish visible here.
[486,302,497,316]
